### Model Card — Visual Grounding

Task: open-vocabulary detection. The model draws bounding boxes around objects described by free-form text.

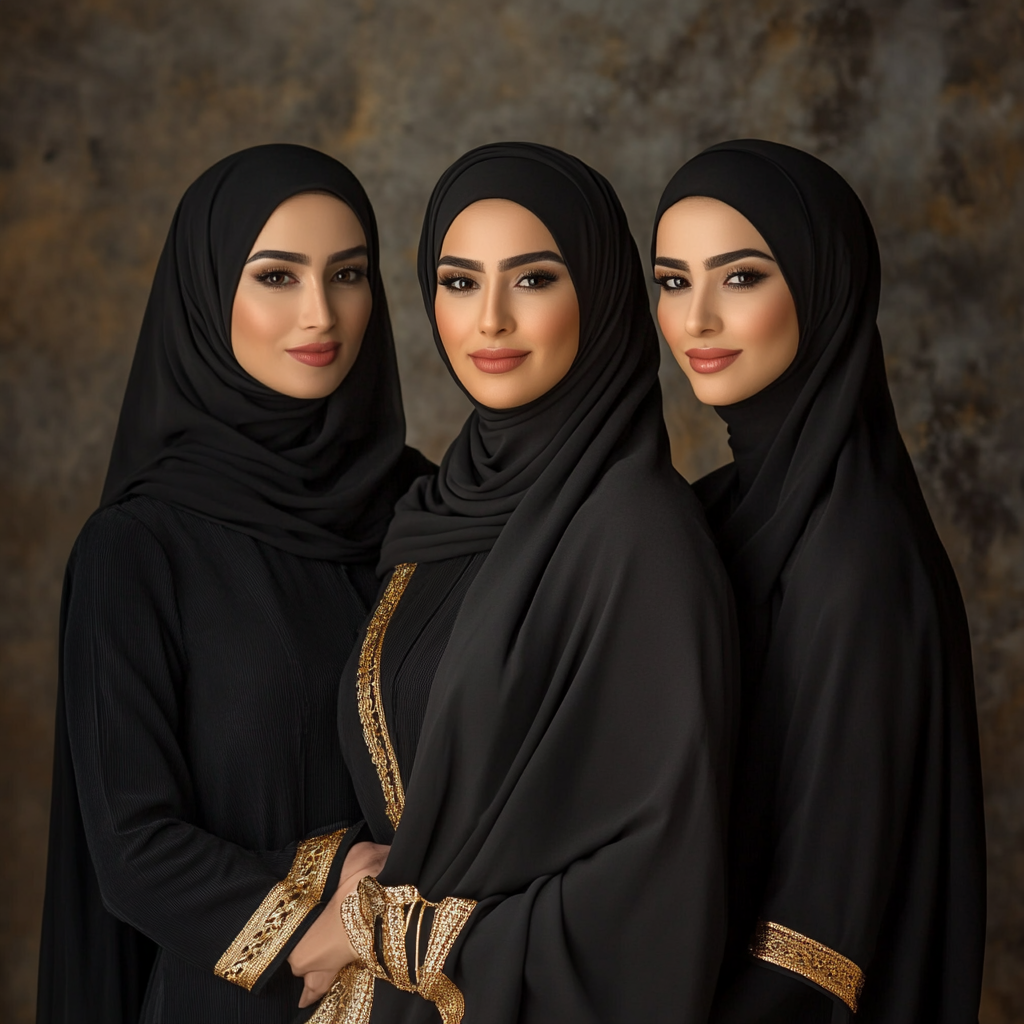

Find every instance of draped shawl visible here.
[653,139,985,1020]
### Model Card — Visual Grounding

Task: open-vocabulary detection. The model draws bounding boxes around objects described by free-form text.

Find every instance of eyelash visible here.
[654,266,769,292]
[437,268,560,293]
[253,266,366,289]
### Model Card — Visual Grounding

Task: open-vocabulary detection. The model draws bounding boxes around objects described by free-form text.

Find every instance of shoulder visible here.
[567,456,730,599]
[70,498,177,582]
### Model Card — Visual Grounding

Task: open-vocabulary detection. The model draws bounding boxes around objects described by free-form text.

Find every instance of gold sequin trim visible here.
[750,919,865,1011]
[214,829,347,991]
[356,562,416,830]
[311,875,476,1023]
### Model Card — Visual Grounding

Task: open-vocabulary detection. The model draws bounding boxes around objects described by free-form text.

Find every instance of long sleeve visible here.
[62,509,360,992]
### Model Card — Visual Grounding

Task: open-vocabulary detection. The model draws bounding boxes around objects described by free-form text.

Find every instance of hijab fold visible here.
[102,143,426,563]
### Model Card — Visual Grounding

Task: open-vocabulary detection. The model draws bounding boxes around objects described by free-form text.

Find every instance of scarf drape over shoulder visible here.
[653,140,985,1021]
[343,143,739,1023]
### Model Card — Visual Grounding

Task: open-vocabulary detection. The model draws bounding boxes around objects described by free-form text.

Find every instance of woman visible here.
[38,144,429,1023]
[651,140,986,1021]
[290,142,738,1023]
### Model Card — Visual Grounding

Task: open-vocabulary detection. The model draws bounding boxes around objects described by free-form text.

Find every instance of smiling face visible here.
[654,196,800,406]
[231,192,372,399]
[433,198,580,409]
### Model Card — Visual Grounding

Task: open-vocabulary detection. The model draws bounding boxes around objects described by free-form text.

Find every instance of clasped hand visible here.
[287,840,391,1008]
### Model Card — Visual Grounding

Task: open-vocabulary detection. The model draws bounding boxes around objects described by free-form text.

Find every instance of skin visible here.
[654,196,800,406]
[231,192,372,399]
[433,198,580,409]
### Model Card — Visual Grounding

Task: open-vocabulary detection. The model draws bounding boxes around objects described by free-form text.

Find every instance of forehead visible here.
[440,199,560,258]
[656,196,768,254]
[251,193,366,249]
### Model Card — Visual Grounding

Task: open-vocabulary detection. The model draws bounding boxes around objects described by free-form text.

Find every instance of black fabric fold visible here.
[344,142,739,1022]
[101,142,430,563]
[653,139,985,1021]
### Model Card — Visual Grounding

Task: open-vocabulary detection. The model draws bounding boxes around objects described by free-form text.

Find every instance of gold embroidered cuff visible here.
[310,875,476,1024]
[750,919,865,1012]
[214,829,347,991]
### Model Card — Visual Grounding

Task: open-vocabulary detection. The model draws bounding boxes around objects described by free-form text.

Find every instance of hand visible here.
[288,841,390,1008]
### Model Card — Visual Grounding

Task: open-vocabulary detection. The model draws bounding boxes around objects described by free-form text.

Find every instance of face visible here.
[231,192,372,399]
[434,198,580,409]
[654,196,800,406]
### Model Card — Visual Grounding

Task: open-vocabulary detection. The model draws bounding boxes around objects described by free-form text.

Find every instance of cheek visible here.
[434,295,473,359]
[333,287,373,341]
[657,296,689,350]
[731,287,798,355]
[231,290,291,360]
[522,293,580,359]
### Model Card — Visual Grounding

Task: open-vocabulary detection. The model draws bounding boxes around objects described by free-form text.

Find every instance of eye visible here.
[332,266,366,284]
[655,275,689,292]
[724,267,768,289]
[515,269,558,289]
[438,274,477,293]
[255,268,297,288]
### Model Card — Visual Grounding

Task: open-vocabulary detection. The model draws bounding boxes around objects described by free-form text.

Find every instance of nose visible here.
[685,281,722,339]
[299,275,336,332]
[477,279,515,339]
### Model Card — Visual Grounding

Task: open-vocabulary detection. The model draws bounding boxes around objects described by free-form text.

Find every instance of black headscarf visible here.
[379,143,661,568]
[653,140,985,1020]
[357,143,738,1021]
[101,143,427,563]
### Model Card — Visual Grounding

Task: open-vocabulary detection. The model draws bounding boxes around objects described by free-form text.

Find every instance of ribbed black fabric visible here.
[43,496,368,1022]
[341,554,485,843]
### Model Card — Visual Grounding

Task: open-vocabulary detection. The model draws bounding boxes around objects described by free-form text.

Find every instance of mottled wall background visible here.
[1,0,1021,1020]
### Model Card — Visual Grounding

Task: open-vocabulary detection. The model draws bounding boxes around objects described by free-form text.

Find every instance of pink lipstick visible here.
[684,347,741,374]
[286,342,340,367]
[469,348,530,374]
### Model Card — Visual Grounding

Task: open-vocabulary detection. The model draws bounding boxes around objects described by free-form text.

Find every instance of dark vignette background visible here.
[1,1,1021,1020]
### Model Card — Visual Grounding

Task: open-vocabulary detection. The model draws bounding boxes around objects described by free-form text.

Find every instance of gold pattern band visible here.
[749,919,865,1012]
[356,562,416,831]
[310,875,476,1024]
[215,829,347,991]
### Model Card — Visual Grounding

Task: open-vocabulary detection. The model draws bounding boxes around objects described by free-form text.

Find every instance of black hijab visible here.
[101,143,427,563]
[351,143,738,1022]
[653,141,985,1020]
[379,142,661,568]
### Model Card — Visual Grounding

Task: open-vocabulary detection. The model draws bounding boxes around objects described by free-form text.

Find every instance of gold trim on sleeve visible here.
[310,875,476,1024]
[355,562,416,831]
[750,919,865,1012]
[214,829,347,991]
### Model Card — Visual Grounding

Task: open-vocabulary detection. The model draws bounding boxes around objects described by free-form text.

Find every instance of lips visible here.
[286,342,340,367]
[469,348,530,374]
[684,347,741,374]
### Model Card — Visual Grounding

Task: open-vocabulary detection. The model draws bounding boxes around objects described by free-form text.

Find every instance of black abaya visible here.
[38,145,430,1023]
[652,140,986,1021]
[328,143,739,1024]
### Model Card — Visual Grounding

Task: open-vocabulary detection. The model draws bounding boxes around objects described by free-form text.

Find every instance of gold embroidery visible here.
[356,562,416,830]
[215,829,347,990]
[311,875,476,1023]
[750,919,865,1012]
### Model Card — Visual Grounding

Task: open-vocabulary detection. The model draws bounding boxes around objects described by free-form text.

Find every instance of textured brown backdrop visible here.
[2,1,1021,1021]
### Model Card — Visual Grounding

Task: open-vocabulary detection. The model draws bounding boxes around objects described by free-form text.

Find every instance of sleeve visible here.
[718,537,942,1019]
[62,510,365,994]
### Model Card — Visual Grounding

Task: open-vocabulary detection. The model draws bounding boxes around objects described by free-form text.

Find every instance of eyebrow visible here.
[436,250,566,273]
[244,245,368,267]
[497,250,565,271]
[654,248,776,273]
